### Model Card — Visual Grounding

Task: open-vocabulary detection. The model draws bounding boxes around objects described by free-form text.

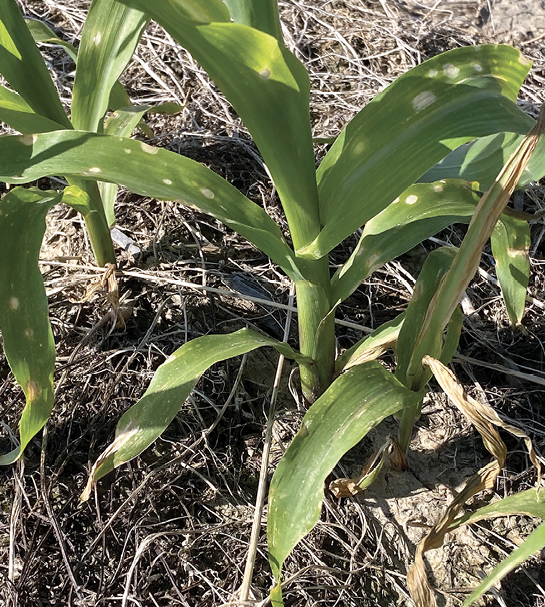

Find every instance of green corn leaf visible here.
[310,45,534,259]
[0,84,66,134]
[267,362,424,588]
[334,313,405,374]
[0,0,71,128]
[25,17,78,62]
[82,328,309,495]
[491,213,530,327]
[463,520,545,606]
[223,0,283,44]
[451,488,545,529]
[71,0,148,132]
[0,187,60,465]
[440,304,464,365]
[395,246,458,390]
[420,132,545,191]
[101,105,152,225]
[0,130,303,280]
[119,0,320,251]
[331,180,482,305]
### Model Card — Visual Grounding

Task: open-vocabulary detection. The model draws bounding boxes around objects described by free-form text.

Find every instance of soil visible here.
[1,1,545,607]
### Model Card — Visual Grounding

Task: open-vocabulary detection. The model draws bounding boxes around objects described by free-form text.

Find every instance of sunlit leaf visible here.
[0,84,66,134]
[268,363,424,585]
[310,45,534,258]
[0,0,71,128]
[0,130,302,280]
[450,488,545,529]
[331,180,482,304]
[0,187,60,464]
[463,520,545,606]
[120,0,320,251]
[223,0,283,43]
[71,0,148,132]
[81,328,309,499]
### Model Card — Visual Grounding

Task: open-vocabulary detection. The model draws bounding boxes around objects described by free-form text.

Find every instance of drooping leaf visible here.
[420,131,545,191]
[71,0,148,132]
[310,45,534,258]
[81,328,309,499]
[335,312,405,374]
[491,213,530,327]
[119,0,321,251]
[0,187,60,464]
[331,180,482,304]
[25,17,78,62]
[267,362,424,587]
[462,520,545,606]
[0,130,302,280]
[0,84,66,134]
[0,0,71,128]
[450,488,545,529]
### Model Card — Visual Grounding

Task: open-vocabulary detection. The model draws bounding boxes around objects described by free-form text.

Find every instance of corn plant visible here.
[1,0,545,604]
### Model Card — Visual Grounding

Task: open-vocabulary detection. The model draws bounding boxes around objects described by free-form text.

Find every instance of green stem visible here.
[69,178,116,266]
[295,256,335,403]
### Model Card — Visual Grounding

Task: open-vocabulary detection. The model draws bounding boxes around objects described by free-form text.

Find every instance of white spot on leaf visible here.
[124,149,131,154]
[392,197,400,204]
[26,380,39,400]
[427,69,438,78]
[433,183,444,192]
[201,188,214,199]
[259,68,271,79]
[443,63,460,78]
[19,134,36,146]
[9,297,19,310]
[412,91,436,111]
[353,141,365,155]
[472,63,483,72]
[140,142,158,154]
[93,31,102,45]
[88,167,101,174]
[24,328,33,338]
[163,178,172,185]
[406,195,418,205]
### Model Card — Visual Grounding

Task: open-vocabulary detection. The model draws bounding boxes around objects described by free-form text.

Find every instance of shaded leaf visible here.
[0,187,60,463]
[335,313,405,373]
[267,363,424,583]
[395,247,457,390]
[491,213,530,327]
[25,17,78,62]
[81,328,309,499]
[420,132,545,191]
[311,45,534,258]
[0,130,302,280]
